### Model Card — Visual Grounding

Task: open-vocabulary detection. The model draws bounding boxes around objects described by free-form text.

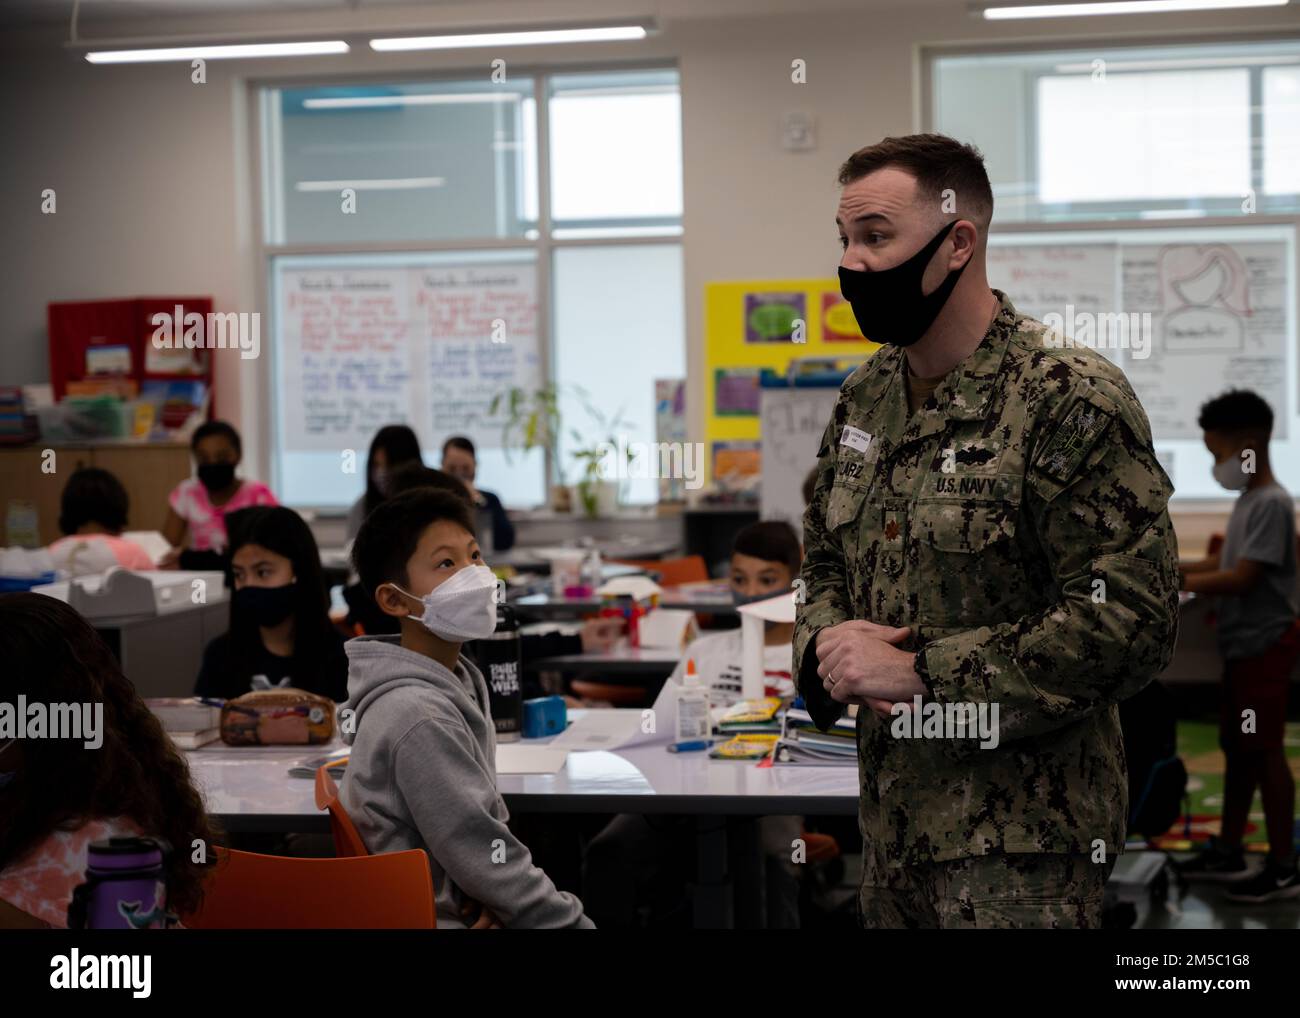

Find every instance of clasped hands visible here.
[815,620,926,719]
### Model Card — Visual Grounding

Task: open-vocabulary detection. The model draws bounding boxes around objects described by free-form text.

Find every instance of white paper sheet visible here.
[547,710,665,752]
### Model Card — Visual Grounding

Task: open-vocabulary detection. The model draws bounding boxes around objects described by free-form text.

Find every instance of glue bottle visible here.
[676,658,710,743]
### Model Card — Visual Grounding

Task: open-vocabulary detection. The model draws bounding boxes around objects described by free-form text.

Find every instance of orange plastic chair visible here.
[608,555,709,588]
[801,831,841,864]
[185,847,435,929]
[314,763,368,858]
[569,680,650,706]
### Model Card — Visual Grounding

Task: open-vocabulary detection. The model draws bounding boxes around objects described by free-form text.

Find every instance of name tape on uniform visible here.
[840,426,873,454]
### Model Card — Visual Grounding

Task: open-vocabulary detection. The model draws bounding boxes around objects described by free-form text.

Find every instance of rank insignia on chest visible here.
[1034,398,1113,483]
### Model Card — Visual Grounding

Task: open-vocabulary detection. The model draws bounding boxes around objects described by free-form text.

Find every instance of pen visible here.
[668,739,713,753]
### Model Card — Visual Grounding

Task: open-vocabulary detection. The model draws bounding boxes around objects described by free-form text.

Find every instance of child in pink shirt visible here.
[46,467,155,576]
[162,420,277,561]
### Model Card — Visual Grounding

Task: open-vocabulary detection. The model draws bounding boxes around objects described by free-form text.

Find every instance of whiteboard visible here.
[272,252,541,504]
[987,224,1297,502]
[759,385,840,540]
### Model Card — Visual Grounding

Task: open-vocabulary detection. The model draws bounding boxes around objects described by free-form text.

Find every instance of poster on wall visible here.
[712,440,761,492]
[744,291,807,343]
[704,278,880,489]
[714,367,762,417]
[655,378,687,502]
[276,258,541,455]
[277,266,417,451]
[820,293,864,341]
[1122,241,1289,441]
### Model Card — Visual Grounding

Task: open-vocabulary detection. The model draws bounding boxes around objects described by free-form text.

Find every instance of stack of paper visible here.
[148,697,223,749]
[771,708,857,766]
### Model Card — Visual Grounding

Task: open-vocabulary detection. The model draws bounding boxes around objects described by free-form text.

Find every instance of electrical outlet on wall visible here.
[781,112,816,151]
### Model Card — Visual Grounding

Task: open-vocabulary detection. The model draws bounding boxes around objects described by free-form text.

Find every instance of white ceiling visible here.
[1,0,481,28]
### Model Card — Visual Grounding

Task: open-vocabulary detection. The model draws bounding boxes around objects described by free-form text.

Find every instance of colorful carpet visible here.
[1145,721,1300,854]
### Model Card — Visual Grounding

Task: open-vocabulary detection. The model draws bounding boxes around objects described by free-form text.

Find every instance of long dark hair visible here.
[363,424,423,519]
[0,593,219,917]
[224,506,335,690]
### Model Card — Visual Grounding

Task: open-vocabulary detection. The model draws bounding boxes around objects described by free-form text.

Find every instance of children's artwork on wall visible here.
[744,291,807,344]
[714,368,761,417]
[703,278,879,488]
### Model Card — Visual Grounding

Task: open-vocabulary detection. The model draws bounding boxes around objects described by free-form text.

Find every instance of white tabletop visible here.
[186,710,859,833]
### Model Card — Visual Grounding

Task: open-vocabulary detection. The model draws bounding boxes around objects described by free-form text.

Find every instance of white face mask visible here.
[388,564,498,642]
[1212,453,1251,492]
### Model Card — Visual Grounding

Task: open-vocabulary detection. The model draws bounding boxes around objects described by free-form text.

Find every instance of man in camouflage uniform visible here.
[795,134,1180,928]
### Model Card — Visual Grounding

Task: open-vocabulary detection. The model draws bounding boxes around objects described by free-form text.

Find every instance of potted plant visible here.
[568,398,634,519]
[489,385,569,510]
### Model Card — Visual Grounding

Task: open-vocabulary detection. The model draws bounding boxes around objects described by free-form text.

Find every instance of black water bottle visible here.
[479,603,522,741]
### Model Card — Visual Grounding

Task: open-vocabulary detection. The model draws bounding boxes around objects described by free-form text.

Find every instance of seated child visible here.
[1179,390,1299,901]
[340,488,593,928]
[47,467,153,575]
[342,462,623,675]
[196,506,349,702]
[663,520,801,705]
[161,420,277,567]
[347,424,424,541]
[583,521,806,928]
[0,593,217,928]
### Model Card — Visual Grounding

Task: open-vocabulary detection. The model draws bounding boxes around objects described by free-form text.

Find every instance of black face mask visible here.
[838,220,966,348]
[197,462,236,493]
[234,583,297,627]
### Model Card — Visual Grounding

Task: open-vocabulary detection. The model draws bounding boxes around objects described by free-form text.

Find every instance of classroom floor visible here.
[1150,721,1300,853]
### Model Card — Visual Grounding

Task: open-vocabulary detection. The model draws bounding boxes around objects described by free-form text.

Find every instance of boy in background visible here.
[1179,390,1299,902]
[583,521,806,927]
[662,520,802,705]
[341,488,593,928]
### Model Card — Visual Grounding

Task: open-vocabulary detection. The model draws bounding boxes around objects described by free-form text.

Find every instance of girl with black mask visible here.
[345,424,424,541]
[160,420,278,569]
[195,506,348,701]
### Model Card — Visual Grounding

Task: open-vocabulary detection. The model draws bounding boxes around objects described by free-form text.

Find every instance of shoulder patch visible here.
[1034,398,1114,483]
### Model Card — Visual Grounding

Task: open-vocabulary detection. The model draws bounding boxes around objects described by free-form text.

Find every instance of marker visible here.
[668,739,712,753]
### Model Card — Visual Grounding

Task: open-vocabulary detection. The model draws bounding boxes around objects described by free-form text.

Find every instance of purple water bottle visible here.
[68,837,169,929]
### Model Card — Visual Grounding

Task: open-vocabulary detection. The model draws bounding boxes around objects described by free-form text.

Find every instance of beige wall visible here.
[1,0,1297,511]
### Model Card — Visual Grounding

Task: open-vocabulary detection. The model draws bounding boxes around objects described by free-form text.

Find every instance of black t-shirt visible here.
[194,629,350,702]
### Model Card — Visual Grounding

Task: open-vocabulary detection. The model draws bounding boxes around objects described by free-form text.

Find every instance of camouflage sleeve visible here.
[920,375,1180,749]
[793,416,854,730]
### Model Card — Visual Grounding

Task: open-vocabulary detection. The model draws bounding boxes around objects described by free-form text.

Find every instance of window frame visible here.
[922,32,1300,225]
[248,61,684,511]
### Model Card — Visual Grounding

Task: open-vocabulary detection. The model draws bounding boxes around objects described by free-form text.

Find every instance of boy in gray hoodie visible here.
[340,488,593,928]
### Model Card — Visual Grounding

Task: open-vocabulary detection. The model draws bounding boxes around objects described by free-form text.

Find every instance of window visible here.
[931,39,1300,223]
[263,80,537,244]
[260,69,683,508]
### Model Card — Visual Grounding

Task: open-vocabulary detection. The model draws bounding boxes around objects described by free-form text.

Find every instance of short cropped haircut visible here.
[732,520,802,576]
[352,488,477,597]
[190,420,242,456]
[1197,389,1273,436]
[443,435,476,458]
[387,462,473,503]
[59,467,129,535]
[838,133,993,232]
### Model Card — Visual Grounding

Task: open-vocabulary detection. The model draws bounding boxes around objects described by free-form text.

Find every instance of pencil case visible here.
[220,689,336,746]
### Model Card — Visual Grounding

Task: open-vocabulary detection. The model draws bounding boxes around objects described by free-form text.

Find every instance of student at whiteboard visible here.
[441,436,516,552]
[346,425,425,541]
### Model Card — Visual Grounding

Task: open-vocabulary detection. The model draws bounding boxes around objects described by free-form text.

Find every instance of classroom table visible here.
[185,710,859,927]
